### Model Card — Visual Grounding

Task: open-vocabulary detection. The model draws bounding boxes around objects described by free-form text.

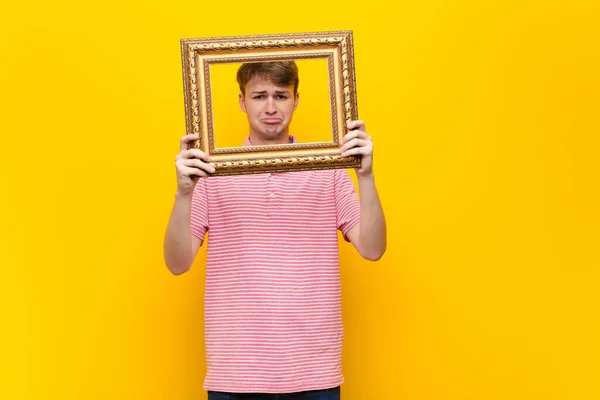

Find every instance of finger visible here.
[180,134,200,151]
[341,130,368,145]
[183,158,216,174]
[341,131,359,144]
[176,156,214,175]
[179,148,211,162]
[346,120,366,131]
[340,138,370,153]
[341,146,372,158]
[180,165,209,179]
[341,131,361,145]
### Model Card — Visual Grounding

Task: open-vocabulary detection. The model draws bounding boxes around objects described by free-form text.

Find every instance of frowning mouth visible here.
[261,118,282,124]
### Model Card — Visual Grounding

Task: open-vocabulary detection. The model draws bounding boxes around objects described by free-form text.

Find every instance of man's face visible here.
[239,75,299,142]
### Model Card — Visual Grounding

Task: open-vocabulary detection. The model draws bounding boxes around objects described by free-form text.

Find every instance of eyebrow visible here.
[250,90,291,94]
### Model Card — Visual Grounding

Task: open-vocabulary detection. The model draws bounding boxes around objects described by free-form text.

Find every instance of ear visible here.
[239,92,247,113]
[293,92,300,111]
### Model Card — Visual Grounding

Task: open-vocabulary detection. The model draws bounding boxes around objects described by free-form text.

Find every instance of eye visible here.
[277,95,288,99]
[253,95,264,99]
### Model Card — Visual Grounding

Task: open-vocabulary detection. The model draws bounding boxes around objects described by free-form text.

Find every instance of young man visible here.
[164,61,386,399]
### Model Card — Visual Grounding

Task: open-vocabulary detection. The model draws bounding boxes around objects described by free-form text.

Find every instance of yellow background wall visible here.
[1,1,598,399]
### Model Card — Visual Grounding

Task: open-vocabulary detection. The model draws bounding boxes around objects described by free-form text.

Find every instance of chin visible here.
[260,129,285,139]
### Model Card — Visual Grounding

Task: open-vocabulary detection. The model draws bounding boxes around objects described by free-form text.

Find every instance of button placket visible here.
[266,173,275,215]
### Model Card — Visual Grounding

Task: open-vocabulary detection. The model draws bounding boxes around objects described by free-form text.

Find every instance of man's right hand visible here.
[175,134,215,197]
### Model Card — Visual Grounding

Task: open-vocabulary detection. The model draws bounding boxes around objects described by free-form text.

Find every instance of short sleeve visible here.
[190,178,209,242]
[334,169,361,241]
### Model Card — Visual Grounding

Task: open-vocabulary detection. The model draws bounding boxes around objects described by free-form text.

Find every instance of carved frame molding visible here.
[180,31,360,175]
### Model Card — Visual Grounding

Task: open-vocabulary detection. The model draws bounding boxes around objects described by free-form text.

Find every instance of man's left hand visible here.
[340,120,374,177]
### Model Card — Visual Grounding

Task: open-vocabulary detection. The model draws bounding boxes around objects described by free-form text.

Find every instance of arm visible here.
[346,173,386,261]
[164,192,203,275]
[163,134,215,275]
[341,120,387,261]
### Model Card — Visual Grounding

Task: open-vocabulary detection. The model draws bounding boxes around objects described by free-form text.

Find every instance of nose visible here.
[265,97,276,114]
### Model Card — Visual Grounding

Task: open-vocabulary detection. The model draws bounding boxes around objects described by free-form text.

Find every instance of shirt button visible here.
[269,193,275,198]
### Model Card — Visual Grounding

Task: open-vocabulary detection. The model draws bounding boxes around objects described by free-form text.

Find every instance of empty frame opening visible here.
[209,58,333,149]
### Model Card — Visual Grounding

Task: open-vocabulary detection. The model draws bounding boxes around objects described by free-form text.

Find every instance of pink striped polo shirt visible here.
[190,136,361,393]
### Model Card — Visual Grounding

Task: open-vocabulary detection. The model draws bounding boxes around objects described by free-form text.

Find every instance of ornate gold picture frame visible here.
[180,30,360,176]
